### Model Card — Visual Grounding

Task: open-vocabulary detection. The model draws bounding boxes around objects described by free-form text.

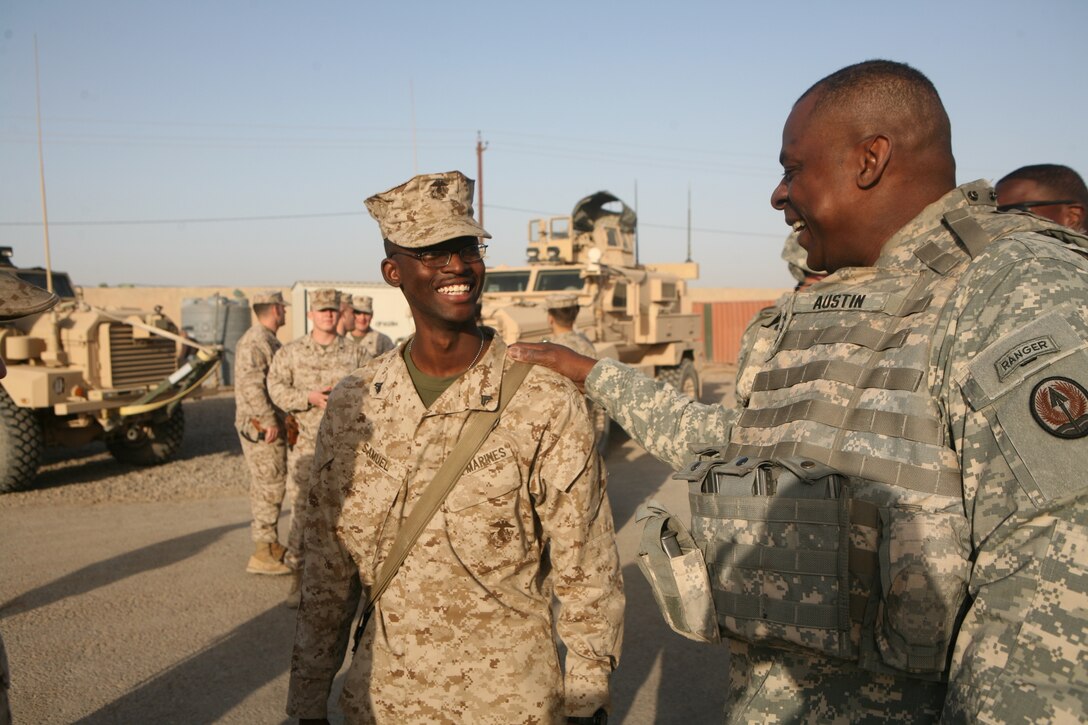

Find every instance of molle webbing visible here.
[719,440,961,497]
[738,400,943,446]
[777,325,910,353]
[692,489,879,652]
[752,360,923,393]
[943,208,992,259]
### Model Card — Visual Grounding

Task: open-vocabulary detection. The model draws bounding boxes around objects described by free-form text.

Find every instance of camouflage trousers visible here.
[725,640,947,724]
[238,434,290,545]
[284,439,317,571]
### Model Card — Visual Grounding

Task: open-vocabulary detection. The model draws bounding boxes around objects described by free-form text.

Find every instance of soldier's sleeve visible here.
[941,248,1088,722]
[530,372,624,718]
[234,336,279,428]
[286,385,363,719]
[267,345,311,413]
[585,358,737,471]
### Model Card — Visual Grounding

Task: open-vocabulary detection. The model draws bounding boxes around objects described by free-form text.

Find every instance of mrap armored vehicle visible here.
[482,192,703,444]
[0,248,220,492]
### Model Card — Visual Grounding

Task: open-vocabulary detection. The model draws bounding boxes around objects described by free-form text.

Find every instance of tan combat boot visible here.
[246,543,292,575]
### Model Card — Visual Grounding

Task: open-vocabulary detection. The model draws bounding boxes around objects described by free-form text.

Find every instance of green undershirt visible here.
[404,346,460,408]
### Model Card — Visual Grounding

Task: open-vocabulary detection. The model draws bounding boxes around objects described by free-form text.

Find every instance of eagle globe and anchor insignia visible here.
[1030,376,1088,439]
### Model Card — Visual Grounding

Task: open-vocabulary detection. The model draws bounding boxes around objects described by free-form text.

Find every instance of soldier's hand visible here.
[507,342,597,392]
[307,388,331,409]
[264,424,282,444]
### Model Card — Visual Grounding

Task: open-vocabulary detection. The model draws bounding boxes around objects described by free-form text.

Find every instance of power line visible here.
[0,205,783,238]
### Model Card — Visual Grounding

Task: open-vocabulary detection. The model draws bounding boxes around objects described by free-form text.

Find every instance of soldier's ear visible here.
[381,257,401,288]
[856,134,891,190]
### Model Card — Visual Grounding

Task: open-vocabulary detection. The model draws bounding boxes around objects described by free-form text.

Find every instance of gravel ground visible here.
[0,392,248,508]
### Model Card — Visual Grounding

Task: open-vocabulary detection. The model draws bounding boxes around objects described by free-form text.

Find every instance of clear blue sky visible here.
[2,1,1086,289]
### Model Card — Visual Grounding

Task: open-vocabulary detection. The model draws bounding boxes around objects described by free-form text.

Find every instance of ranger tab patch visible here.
[1030,376,1088,439]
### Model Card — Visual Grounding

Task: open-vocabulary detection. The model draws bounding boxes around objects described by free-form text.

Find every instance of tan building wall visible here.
[81,286,296,343]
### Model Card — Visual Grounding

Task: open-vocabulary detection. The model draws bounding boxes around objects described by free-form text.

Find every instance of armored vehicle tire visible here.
[0,388,44,493]
[659,359,699,401]
[107,405,185,466]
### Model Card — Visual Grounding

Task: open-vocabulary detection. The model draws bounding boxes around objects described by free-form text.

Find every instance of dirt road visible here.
[0,366,737,724]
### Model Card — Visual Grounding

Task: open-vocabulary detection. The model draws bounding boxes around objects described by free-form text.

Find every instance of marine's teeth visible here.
[439,284,470,295]
[792,220,807,231]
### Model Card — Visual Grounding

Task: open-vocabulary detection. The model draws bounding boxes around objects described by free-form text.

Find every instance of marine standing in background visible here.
[267,288,366,606]
[335,293,355,337]
[733,232,826,408]
[995,163,1088,233]
[346,294,395,360]
[545,293,609,452]
[233,291,292,576]
[511,60,1088,722]
[287,171,623,724]
[0,272,58,725]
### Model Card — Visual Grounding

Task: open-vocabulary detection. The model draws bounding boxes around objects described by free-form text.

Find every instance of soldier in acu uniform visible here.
[234,290,292,575]
[346,294,395,360]
[287,171,623,725]
[512,60,1088,722]
[995,163,1088,233]
[268,288,366,604]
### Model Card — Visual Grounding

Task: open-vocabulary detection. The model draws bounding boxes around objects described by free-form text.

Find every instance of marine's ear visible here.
[381,257,401,288]
[856,134,891,190]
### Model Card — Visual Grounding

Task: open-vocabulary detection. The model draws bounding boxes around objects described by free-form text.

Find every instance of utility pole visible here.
[33,35,54,293]
[476,132,488,227]
[686,183,693,263]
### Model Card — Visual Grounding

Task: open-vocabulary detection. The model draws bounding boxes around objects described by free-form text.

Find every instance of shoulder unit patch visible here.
[1030,376,1088,439]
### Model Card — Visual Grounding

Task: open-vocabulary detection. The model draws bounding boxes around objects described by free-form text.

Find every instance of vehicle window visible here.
[534,270,584,292]
[607,229,618,247]
[483,271,531,293]
[16,271,77,298]
[550,218,570,240]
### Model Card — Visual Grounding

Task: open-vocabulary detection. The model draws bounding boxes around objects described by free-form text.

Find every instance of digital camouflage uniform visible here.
[233,322,289,544]
[267,333,365,569]
[349,328,395,360]
[587,181,1088,722]
[286,336,624,724]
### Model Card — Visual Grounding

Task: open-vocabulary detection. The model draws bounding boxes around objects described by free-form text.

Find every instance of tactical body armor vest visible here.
[638,188,1088,679]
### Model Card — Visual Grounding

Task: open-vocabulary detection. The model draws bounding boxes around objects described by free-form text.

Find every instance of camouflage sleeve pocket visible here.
[959,306,1088,507]
[635,502,720,645]
[986,516,1088,719]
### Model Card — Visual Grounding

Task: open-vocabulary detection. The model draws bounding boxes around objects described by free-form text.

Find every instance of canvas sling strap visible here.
[351,361,533,652]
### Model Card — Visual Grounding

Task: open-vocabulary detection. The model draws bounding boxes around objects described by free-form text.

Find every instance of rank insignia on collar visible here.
[481,394,492,405]
[1030,376,1088,439]
[374,382,382,393]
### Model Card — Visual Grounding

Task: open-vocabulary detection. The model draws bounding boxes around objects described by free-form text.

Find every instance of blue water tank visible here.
[181,295,251,386]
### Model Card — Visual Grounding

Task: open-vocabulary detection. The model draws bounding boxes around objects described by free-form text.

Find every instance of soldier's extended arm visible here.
[941,250,1088,721]
[586,359,737,472]
[532,373,623,719]
[286,398,362,719]
[267,346,312,413]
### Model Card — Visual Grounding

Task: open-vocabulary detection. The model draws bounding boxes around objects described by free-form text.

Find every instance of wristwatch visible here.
[567,708,608,725]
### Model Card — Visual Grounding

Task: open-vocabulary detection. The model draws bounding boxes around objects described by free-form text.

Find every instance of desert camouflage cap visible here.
[350,295,373,313]
[781,230,825,283]
[309,288,340,311]
[545,294,580,310]
[365,171,492,249]
[0,272,59,321]
[252,290,290,306]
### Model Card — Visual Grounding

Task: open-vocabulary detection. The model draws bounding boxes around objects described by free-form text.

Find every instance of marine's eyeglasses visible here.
[388,244,488,268]
[996,199,1078,213]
